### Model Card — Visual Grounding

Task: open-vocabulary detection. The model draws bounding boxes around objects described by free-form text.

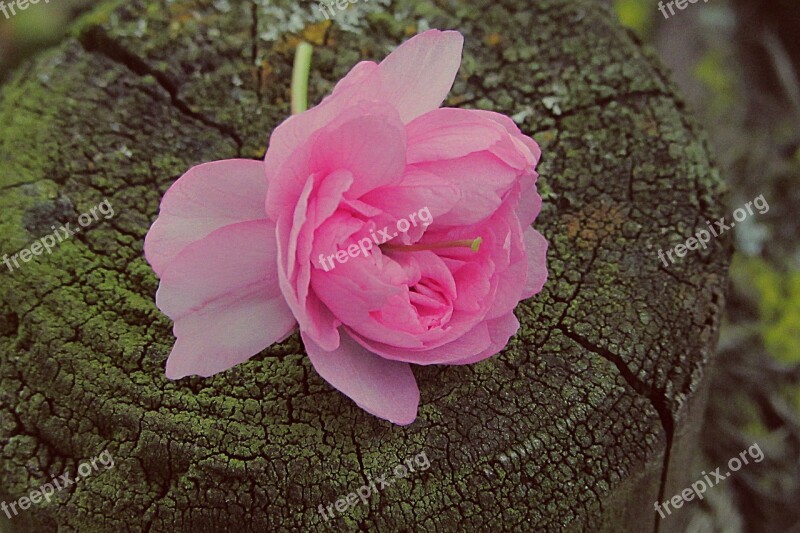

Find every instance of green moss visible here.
[613,0,655,38]
[731,254,800,363]
[694,49,736,114]
[69,0,124,37]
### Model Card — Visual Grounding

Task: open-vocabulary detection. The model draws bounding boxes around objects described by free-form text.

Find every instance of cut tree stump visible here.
[0,0,730,531]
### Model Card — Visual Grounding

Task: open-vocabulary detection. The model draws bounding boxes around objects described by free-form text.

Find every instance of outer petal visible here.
[357,314,518,369]
[264,61,382,186]
[263,29,463,181]
[157,220,296,379]
[517,179,543,228]
[522,227,549,298]
[349,319,493,365]
[447,312,521,365]
[144,159,268,277]
[276,171,353,351]
[378,29,464,123]
[406,108,527,169]
[303,331,420,425]
[471,110,542,168]
[309,112,407,198]
[265,101,404,221]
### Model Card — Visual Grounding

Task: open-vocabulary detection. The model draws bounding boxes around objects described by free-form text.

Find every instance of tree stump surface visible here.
[0,0,730,531]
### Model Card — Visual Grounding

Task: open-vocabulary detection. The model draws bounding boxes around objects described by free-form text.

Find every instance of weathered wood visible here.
[0,0,730,531]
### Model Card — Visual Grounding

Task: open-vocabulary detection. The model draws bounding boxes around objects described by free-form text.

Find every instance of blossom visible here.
[144,29,548,425]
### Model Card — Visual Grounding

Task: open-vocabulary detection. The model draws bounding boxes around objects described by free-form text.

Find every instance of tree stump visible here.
[0,0,730,531]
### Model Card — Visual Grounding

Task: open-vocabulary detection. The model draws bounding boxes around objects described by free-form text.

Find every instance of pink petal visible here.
[309,112,407,198]
[452,261,492,314]
[263,29,463,181]
[406,107,536,171]
[447,312,521,365]
[310,211,366,266]
[144,159,268,277]
[359,168,461,243]
[475,191,530,319]
[315,251,462,348]
[414,152,519,226]
[302,331,420,425]
[351,310,520,367]
[377,29,464,123]
[277,171,353,351]
[471,110,542,167]
[522,227,548,298]
[350,318,493,365]
[264,61,382,187]
[405,108,506,163]
[265,101,405,221]
[165,291,294,379]
[517,178,543,228]
[310,253,414,347]
[157,220,296,379]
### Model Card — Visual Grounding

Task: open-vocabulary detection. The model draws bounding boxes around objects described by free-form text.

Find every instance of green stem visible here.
[291,42,313,115]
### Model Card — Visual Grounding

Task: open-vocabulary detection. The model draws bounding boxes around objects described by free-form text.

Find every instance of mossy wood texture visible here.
[0,0,729,531]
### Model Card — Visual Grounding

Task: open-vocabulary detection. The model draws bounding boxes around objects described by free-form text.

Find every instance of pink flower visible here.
[144,29,548,425]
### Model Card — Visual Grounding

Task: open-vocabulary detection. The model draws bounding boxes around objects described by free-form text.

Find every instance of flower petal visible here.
[349,319,494,365]
[447,312,521,365]
[359,168,460,243]
[263,29,463,181]
[157,220,296,379]
[414,152,520,226]
[303,331,420,425]
[165,291,294,380]
[405,107,540,170]
[309,112,407,198]
[265,101,405,221]
[405,108,506,164]
[144,159,268,277]
[471,110,542,168]
[377,29,464,123]
[517,179,543,228]
[264,61,382,186]
[522,227,549,298]
[277,171,353,351]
